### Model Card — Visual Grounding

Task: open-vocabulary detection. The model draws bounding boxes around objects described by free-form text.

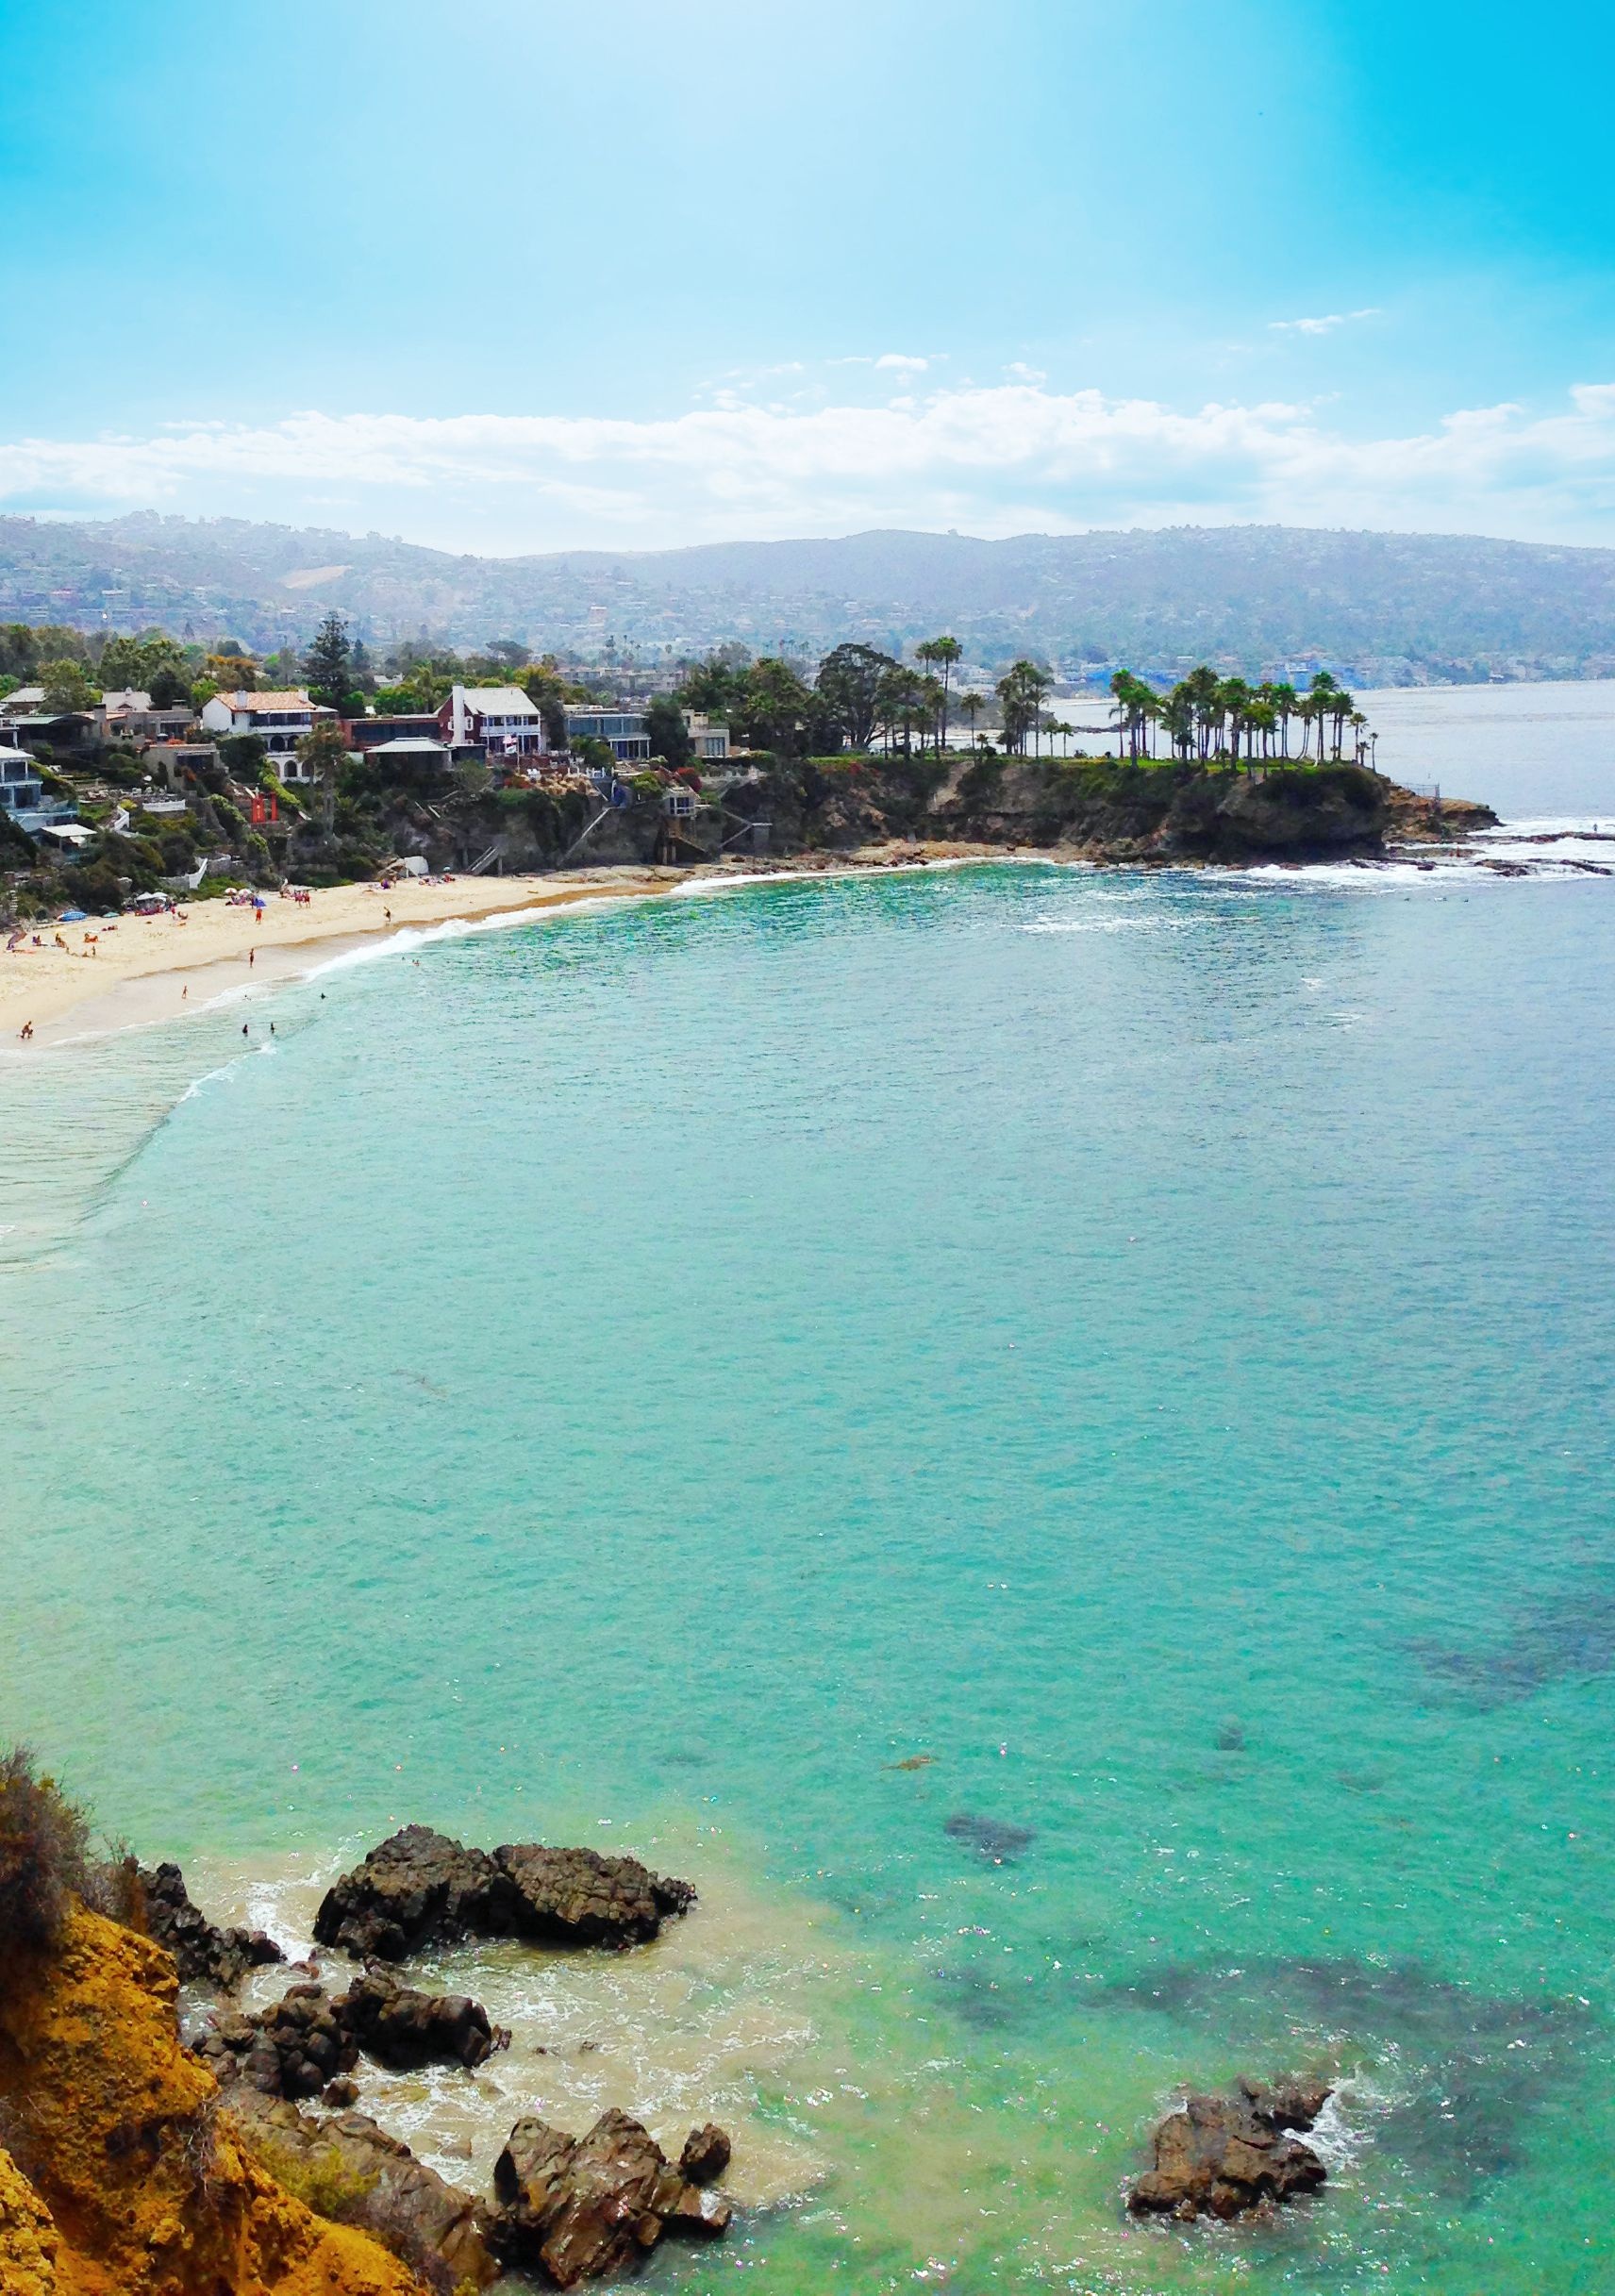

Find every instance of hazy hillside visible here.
[2,513,1613,681]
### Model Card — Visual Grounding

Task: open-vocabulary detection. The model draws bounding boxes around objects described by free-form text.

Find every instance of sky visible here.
[3,0,1614,556]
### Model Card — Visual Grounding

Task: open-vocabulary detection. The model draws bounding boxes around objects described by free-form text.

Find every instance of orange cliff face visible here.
[0,1908,429,2296]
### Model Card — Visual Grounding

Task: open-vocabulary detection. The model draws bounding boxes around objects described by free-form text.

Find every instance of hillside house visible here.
[439,686,544,758]
[563,706,651,762]
[200,690,328,779]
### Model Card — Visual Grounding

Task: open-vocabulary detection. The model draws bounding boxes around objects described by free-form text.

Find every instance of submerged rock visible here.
[312,1824,695,1959]
[136,1859,285,1990]
[943,1811,1036,1863]
[488,2108,732,2286]
[1128,2076,1331,2221]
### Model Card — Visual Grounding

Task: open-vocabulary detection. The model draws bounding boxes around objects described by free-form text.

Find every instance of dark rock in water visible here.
[229,2087,498,2292]
[137,1861,285,1990]
[312,1823,695,1959]
[341,1963,508,2071]
[197,1966,508,2094]
[489,2108,731,2286]
[679,2121,732,2185]
[1215,1719,1246,1752]
[943,1811,1036,1864]
[1128,2076,1331,2221]
[492,1841,696,1948]
[196,1980,360,2102]
[312,1825,500,1960]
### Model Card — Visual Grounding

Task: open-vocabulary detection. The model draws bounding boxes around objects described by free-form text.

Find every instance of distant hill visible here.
[2,513,1613,682]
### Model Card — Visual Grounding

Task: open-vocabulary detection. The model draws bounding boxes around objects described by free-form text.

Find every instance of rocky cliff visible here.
[0,1910,428,2296]
[721,755,1482,865]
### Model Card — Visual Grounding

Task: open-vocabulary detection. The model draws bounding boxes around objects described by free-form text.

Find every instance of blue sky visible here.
[2,0,1613,552]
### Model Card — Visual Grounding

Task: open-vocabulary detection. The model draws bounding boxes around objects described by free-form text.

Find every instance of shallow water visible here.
[3,688,1614,2292]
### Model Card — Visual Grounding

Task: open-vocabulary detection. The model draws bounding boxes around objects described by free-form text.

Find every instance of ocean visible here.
[3,683,1613,2293]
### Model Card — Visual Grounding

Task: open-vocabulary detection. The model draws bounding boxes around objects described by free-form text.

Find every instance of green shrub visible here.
[0,1745,92,1955]
[246,2132,379,2223]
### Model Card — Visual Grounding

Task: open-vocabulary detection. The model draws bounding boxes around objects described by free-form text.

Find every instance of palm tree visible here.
[960,690,986,747]
[1269,681,1298,757]
[916,636,963,753]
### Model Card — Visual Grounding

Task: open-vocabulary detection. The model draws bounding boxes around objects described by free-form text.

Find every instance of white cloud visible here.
[874,353,929,374]
[6,379,1615,550]
[1269,308,1381,336]
[1005,361,1048,383]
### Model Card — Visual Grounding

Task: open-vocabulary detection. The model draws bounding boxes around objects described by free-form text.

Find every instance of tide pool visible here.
[3,849,1613,2293]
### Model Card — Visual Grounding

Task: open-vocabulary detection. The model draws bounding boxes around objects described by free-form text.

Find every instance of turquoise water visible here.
[4,813,1615,2288]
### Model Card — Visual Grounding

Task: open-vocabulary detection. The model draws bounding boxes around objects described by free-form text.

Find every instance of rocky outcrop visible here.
[341,1963,508,2070]
[678,2122,732,2185]
[229,2089,499,2294]
[0,1907,427,2293]
[313,1828,495,1961]
[197,1968,507,2096]
[492,1841,696,1949]
[313,1825,695,1960]
[1127,2076,1331,2221]
[137,1858,286,1989]
[488,2108,732,2287]
[0,2146,58,2295]
[198,1980,361,2101]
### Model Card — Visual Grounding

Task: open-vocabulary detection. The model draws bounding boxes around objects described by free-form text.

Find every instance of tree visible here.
[39,658,96,711]
[485,639,530,668]
[218,732,269,784]
[644,693,694,772]
[295,718,351,836]
[676,652,748,715]
[995,659,1052,755]
[815,642,898,751]
[915,635,962,753]
[303,612,358,715]
[99,631,186,693]
[148,664,191,709]
[734,658,811,753]
[959,690,988,746]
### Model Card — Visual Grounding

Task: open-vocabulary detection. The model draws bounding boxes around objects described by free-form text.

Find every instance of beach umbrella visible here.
[251,895,266,909]
[58,908,87,922]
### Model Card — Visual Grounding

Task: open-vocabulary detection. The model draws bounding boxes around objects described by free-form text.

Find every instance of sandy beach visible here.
[0,867,692,1046]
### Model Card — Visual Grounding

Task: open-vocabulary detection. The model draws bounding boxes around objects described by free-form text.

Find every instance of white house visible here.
[200,690,328,779]
[683,711,730,762]
[439,685,545,758]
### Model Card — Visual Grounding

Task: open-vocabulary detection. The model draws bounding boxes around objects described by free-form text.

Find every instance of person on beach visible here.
[249,947,255,966]
[18,1021,33,1040]
[241,1023,249,1037]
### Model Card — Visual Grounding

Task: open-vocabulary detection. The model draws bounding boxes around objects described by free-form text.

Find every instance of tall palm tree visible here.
[917,636,963,753]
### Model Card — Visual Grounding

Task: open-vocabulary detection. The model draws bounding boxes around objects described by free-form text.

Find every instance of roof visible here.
[215,689,315,711]
[100,690,152,712]
[0,743,37,764]
[458,686,540,714]
[373,737,449,756]
[0,686,44,708]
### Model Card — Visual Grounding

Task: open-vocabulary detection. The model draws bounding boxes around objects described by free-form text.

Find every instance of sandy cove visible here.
[0,866,705,1046]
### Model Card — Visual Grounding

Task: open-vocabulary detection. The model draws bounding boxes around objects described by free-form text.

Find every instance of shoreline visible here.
[0,865,697,1049]
[0,844,1032,1049]
[2,815,1590,1052]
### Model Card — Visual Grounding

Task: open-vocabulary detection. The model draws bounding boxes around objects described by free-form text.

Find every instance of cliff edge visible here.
[0,1908,427,2296]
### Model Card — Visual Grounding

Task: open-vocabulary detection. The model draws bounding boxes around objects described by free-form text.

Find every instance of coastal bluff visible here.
[0,1906,426,2295]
